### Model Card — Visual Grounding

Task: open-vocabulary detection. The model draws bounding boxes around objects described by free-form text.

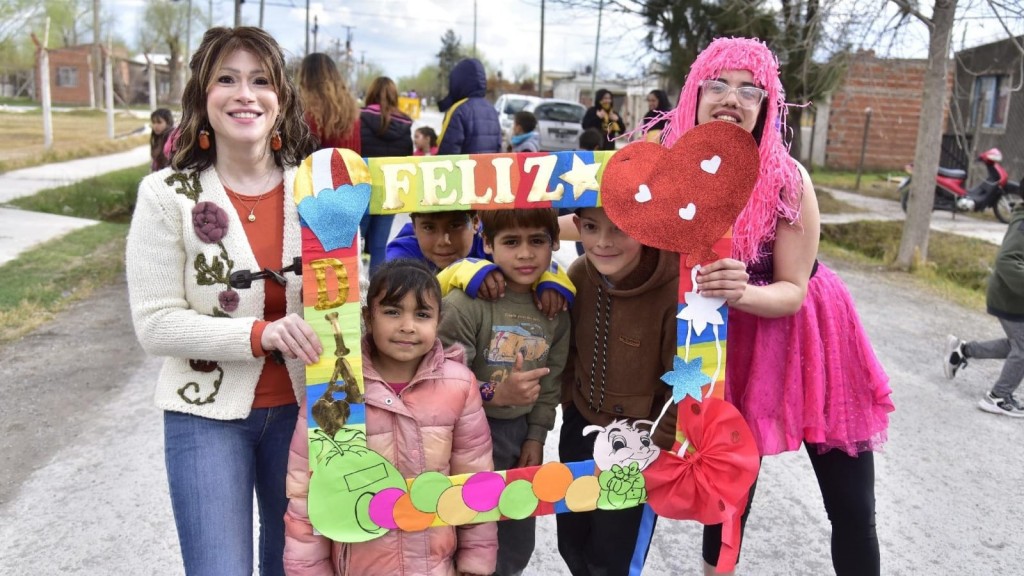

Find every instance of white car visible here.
[523,99,587,152]
[494,94,542,148]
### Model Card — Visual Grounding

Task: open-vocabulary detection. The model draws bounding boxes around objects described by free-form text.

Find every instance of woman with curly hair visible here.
[125,26,320,576]
[297,52,360,152]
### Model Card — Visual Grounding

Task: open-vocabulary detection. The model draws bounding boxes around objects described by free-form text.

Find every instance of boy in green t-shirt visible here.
[438,208,571,575]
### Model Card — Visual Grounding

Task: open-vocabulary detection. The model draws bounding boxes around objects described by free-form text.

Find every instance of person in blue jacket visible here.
[437,58,502,155]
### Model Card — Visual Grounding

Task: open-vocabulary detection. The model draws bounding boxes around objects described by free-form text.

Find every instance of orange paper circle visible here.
[436,486,477,526]
[564,476,601,512]
[392,492,436,532]
[532,462,574,503]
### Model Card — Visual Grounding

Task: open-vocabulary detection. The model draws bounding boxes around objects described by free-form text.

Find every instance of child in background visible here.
[945,201,1024,417]
[413,126,439,156]
[149,108,174,171]
[438,208,571,576]
[283,259,497,576]
[557,206,679,575]
[386,211,575,320]
[509,111,540,153]
[578,127,603,152]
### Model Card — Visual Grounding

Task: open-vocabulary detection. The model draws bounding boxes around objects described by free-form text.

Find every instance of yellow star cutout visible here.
[559,154,601,200]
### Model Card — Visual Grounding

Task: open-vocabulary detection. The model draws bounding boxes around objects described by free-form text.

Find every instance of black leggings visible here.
[703,444,880,576]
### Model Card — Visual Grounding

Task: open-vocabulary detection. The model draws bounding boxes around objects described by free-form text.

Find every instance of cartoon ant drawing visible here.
[312,311,365,438]
[584,419,661,510]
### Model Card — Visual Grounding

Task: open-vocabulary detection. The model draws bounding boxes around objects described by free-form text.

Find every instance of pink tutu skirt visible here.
[725,263,894,457]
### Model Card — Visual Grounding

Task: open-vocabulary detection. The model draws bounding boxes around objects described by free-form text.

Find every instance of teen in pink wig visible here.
[658,38,894,576]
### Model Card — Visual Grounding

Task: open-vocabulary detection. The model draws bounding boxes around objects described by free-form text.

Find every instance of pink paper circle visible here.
[462,471,505,512]
[368,487,405,530]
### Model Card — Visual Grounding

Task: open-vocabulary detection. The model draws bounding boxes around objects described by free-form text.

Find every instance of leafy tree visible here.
[436,29,461,94]
[398,64,442,101]
[139,0,203,104]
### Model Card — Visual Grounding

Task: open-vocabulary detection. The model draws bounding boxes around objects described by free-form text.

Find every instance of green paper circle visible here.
[409,471,452,513]
[498,479,539,520]
[473,507,502,523]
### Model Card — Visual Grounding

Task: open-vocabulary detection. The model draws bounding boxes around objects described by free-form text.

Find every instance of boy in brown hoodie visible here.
[558,206,679,575]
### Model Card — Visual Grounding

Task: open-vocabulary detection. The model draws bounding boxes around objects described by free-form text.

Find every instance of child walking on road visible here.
[283,259,497,575]
[945,201,1024,417]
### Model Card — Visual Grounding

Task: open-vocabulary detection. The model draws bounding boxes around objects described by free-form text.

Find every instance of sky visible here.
[110,0,1022,82]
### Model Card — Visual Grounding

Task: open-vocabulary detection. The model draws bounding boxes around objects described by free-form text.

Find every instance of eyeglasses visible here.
[229,256,303,289]
[699,79,767,109]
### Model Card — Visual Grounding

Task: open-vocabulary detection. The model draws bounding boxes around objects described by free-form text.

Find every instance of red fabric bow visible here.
[642,397,759,572]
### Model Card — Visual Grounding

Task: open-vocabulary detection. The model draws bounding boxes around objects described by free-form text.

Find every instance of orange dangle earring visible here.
[270,130,282,151]
[198,129,211,150]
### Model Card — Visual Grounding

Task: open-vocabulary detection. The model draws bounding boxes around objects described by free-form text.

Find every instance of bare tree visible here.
[511,63,532,84]
[891,0,957,269]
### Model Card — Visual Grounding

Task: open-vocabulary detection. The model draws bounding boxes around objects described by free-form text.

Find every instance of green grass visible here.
[0,222,128,344]
[821,220,996,309]
[811,166,905,200]
[817,189,863,214]
[8,164,148,222]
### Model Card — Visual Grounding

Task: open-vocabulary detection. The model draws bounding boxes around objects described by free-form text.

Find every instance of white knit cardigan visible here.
[126,165,305,420]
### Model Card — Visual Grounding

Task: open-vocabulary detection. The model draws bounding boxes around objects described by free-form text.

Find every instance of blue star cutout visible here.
[661,356,712,404]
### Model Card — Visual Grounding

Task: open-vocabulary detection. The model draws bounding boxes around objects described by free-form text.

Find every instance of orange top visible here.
[226,183,296,409]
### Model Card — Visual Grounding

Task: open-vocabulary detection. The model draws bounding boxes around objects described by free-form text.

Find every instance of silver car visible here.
[523,99,587,152]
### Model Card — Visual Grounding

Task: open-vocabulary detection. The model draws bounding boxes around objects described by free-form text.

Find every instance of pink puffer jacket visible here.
[284,340,497,576]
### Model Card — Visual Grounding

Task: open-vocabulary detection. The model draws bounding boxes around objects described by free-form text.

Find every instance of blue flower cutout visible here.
[661,356,712,404]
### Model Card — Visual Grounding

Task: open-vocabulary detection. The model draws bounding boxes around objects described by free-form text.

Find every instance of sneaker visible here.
[943,335,967,379]
[978,391,1024,418]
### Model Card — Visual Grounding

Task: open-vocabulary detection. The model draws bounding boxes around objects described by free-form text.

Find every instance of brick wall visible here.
[825,51,950,171]
[37,46,93,105]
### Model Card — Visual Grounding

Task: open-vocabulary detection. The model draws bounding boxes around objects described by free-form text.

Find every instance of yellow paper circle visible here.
[436,485,477,526]
[564,476,601,512]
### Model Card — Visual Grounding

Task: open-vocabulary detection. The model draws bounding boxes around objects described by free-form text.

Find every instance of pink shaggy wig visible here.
[658,37,803,264]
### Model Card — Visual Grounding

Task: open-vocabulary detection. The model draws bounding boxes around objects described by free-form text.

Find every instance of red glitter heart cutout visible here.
[600,122,759,266]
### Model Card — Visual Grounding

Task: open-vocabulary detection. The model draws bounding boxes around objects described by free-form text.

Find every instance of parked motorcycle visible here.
[898,147,1023,224]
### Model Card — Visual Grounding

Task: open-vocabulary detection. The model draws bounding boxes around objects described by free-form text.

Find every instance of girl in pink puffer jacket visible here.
[284,259,497,576]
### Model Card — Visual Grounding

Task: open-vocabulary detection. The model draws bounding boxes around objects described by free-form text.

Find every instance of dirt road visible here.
[1,255,1021,575]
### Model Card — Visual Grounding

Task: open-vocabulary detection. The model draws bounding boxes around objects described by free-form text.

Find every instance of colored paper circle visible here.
[368,487,405,530]
[393,492,436,532]
[564,476,601,512]
[473,507,502,523]
[498,479,539,520]
[436,485,477,526]
[410,471,452,513]
[462,471,506,512]
[532,462,574,503]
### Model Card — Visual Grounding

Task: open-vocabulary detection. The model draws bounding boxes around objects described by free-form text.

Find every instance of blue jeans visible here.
[360,212,395,275]
[164,404,298,576]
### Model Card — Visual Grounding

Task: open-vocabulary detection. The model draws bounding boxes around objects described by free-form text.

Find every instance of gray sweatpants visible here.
[966,317,1024,398]
[488,415,535,576]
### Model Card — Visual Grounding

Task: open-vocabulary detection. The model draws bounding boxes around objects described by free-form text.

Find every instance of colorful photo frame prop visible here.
[296,122,761,564]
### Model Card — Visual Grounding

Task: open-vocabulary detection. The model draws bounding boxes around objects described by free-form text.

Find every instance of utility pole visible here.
[473,0,477,58]
[234,0,242,27]
[259,0,265,28]
[343,26,355,87]
[33,19,53,149]
[590,0,603,95]
[313,16,319,53]
[538,0,545,97]
[305,0,310,56]
[104,37,114,140]
[185,0,192,80]
[92,0,101,109]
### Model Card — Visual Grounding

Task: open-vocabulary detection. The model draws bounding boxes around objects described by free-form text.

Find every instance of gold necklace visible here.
[226,188,273,222]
